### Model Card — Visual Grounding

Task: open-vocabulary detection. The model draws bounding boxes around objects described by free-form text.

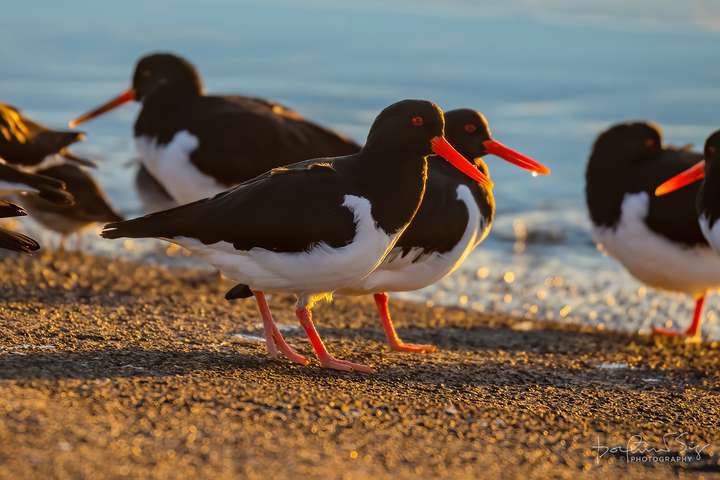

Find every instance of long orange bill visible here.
[483,139,551,175]
[431,136,493,189]
[69,88,136,128]
[655,161,705,196]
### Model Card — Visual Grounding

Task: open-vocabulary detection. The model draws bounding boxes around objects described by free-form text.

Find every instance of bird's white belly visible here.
[173,195,400,299]
[339,184,488,295]
[699,214,720,255]
[135,131,227,205]
[593,192,720,296]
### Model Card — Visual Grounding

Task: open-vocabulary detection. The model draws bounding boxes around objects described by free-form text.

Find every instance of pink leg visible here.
[253,291,309,365]
[374,293,437,353]
[295,306,373,373]
[652,294,705,340]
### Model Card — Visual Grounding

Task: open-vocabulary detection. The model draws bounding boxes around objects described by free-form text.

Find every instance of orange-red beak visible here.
[69,88,136,128]
[655,161,705,196]
[431,136,493,189]
[483,139,551,175]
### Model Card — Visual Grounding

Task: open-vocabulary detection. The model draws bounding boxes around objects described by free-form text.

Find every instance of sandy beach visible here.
[0,250,716,479]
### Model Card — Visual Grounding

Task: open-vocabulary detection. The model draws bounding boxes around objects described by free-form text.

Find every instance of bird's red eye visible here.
[411,116,424,127]
[644,138,655,147]
[709,146,717,156]
[464,123,477,133]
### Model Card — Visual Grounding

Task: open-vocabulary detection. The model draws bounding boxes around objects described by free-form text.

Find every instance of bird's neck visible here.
[347,150,429,236]
[134,95,191,142]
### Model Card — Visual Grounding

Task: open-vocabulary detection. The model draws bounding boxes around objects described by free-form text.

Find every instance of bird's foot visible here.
[388,340,437,353]
[271,329,310,365]
[317,354,374,373]
[651,326,702,344]
[263,327,280,359]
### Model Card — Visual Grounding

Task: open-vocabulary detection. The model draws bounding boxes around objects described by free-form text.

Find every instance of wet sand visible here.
[0,251,718,479]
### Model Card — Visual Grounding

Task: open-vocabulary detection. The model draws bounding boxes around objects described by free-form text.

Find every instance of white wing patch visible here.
[136,131,227,205]
[172,195,399,297]
[339,184,488,294]
[593,192,720,297]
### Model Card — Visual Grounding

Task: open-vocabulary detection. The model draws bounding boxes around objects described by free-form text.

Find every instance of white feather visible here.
[339,184,488,295]
[136,131,226,204]
[593,192,720,297]
[171,195,400,300]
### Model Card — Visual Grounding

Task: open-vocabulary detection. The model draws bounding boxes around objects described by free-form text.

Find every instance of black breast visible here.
[587,146,707,247]
[395,157,494,258]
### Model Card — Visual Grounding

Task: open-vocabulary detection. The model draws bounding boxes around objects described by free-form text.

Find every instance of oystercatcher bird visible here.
[69,52,360,205]
[586,122,720,340]
[655,130,720,255]
[19,164,123,250]
[0,103,95,169]
[331,109,549,352]
[0,160,74,206]
[101,99,491,372]
[0,200,40,253]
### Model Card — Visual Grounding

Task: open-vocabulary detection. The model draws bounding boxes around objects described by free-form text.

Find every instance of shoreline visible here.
[0,251,718,478]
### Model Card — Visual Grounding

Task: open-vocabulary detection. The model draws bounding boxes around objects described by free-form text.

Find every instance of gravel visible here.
[0,251,718,479]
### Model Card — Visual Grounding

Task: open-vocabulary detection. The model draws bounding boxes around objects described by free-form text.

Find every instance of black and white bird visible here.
[586,122,720,340]
[0,102,95,170]
[69,52,360,207]
[19,164,123,250]
[333,109,549,352]
[655,130,720,256]
[101,99,491,372]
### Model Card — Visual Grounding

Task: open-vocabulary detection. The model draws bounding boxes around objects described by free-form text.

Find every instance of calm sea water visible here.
[3,1,720,337]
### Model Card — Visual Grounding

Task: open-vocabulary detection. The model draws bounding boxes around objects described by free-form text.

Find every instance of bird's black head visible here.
[132,53,204,103]
[363,100,493,188]
[444,108,550,178]
[69,52,204,128]
[704,130,720,164]
[591,122,662,166]
[364,99,445,155]
[444,109,492,164]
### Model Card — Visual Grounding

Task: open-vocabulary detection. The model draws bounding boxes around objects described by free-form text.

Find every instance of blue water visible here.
[3,1,720,337]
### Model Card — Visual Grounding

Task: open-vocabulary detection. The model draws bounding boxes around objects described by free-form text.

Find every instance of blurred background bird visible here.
[0,102,96,170]
[17,163,123,250]
[70,52,360,210]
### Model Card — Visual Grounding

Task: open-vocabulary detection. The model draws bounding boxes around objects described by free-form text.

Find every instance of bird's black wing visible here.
[103,158,357,253]
[0,103,84,166]
[36,165,123,222]
[0,200,27,218]
[0,227,39,253]
[183,95,360,185]
[0,162,74,205]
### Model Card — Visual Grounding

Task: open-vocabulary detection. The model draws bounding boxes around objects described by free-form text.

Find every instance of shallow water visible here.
[3,1,720,338]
